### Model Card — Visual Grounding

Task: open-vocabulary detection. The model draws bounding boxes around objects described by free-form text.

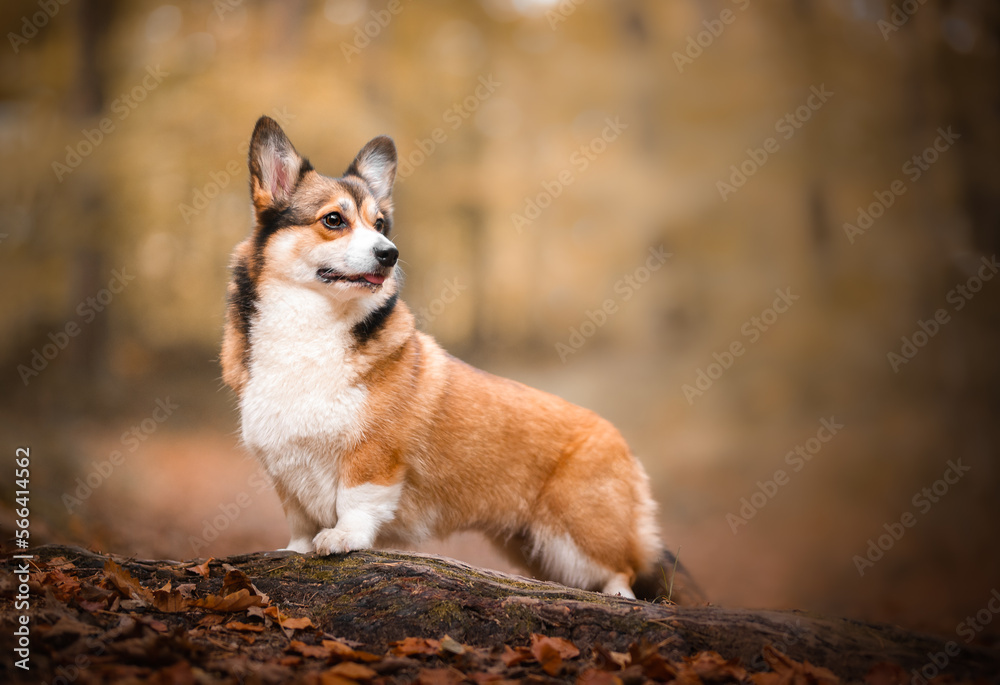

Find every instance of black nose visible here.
[374,244,398,268]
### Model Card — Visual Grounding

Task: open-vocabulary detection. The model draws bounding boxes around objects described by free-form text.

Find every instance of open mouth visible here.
[316,268,386,288]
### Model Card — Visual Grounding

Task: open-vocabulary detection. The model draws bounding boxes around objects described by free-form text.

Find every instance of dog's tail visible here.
[632,548,707,606]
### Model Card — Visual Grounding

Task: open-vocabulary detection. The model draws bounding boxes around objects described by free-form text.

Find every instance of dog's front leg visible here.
[313,481,402,555]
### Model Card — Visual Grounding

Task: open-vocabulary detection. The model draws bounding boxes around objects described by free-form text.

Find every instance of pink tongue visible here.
[363,274,385,285]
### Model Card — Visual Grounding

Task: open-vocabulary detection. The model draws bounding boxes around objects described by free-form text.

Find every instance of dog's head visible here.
[246,116,399,307]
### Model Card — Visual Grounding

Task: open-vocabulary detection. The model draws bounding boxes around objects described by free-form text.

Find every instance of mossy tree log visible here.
[3,545,999,683]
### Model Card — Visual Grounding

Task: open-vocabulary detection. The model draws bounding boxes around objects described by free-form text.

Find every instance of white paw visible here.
[280,538,315,554]
[313,528,370,556]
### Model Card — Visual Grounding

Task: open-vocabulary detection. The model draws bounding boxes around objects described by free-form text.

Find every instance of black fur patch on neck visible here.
[228,258,258,366]
[353,293,398,346]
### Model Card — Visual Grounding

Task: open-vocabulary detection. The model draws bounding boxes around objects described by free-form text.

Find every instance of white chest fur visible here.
[240,282,368,525]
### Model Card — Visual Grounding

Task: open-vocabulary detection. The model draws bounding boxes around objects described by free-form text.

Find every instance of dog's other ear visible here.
[248,116,309,210]
[345,136,397,202]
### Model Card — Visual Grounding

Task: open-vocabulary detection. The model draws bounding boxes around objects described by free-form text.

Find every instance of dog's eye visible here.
[374,218,385,233]
[322,212,345,229]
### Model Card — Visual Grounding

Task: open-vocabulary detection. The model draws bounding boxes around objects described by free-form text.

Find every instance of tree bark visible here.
[3,544,998,683]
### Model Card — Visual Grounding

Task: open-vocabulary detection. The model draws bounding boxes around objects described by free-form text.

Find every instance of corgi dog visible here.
[222,116,701,603]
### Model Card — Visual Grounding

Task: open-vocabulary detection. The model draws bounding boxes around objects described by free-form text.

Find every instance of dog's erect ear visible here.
[248,116,308,210]
[344,136,397,202]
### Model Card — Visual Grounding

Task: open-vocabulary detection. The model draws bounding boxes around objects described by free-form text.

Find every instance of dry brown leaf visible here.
[326,662,377,680]
[227,621,265,633]
[222,569,253,596]
[192,588,263,613]
[417,667,465,685]
[288,640,331,658]
[531,634,580,660]
[46,556,76,570]
[531,634,580,675]
[391,637,442,656]
[197,614,226,627]
[439,634,468,655]
[686,650,748,681]
[187,558,213,578]
[40,568,81,602]
[319,674,357,685]
[322,639,381,662]
[152,588,189,613]
[103,559,153,604]
[575,669,625,685]
[500,645,532,667]
[263,605,314,631]
[592,643,629,671]
[762,646,839,685]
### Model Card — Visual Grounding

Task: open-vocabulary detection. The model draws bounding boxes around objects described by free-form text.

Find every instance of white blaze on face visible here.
[344,227,395,274]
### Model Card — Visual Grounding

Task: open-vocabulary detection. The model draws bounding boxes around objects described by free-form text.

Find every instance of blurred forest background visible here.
[1,0,998,642]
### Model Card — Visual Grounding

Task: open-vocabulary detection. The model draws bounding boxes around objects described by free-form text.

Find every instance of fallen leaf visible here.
[46,556,76,570]
[40,568,81,602]
[439,635,468,655]
[227,621,265,633]
[500,645,532,667]
[531,634,580,675]
[592,644,629,671]
[326,662,377,680]
[319,674,356,685]
[762,646,839,685]
[685,650,747,681]
[152,588,189,613]
[187,558,213,578]
[103,560,153,604]
[531,634,580,660]
[192,588,263,613]
[391,637,442,656]
[575,669,624,685]
[222,569,253,596]
[264,605,314,631]
[288,640,331,659]
[322,639,381,662]
[417,667,465,685]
